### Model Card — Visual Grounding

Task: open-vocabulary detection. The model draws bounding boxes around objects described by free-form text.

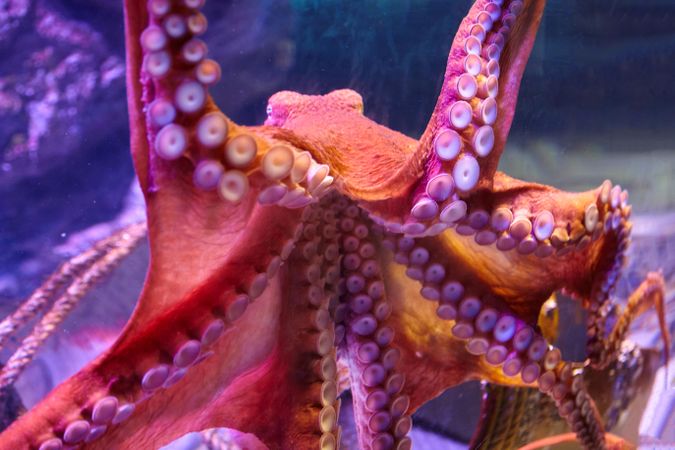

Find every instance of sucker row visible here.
[289,205,343,449]
[384,230,609,449]
[142,0,334,207]
[34,214,306,449]
[331,201,412,450]
[371,175,631,269]
[409,0,522,222]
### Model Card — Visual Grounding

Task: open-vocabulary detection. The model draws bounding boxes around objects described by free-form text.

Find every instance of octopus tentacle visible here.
[416,0,545,202]
[260,0,544,234]
[356,0,545,233]
[337,209,412,450]
[125,0,223,193]
[413,283,609,447]
[1,206,302,449]
[386,234,554,387]
[383,177,632,325]
[481,366,608,449]
[587,272,670,370]
[580,182,670,370]
[470,342,647,449]
[229,204,342,449]
[124,0,300,326]
[122,0,336,330]
[381,230,616,448]
[584,180,632,310]
[540,368,607,450]
[126,0,333,206]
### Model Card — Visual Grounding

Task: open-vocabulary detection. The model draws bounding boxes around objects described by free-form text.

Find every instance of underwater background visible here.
[0,0,673,448]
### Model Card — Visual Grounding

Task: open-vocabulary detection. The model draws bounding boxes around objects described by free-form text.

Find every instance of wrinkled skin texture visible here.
[0,0,668,449]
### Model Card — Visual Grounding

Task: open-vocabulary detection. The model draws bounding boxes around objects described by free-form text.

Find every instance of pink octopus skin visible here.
[0,0,668,450]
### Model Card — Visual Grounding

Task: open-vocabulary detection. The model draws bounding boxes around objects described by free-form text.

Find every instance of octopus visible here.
[0,0,669,449]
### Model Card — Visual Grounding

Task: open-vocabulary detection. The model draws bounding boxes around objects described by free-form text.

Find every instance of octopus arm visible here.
[378,233,612,449]
[121,0,340,328]
[124,0,234,195]
[353,0,549,238]
[124,0,151,192]
[587,272,670,369]
[411,0,545,215]
[0,282,281,449]
[125,0,328,219]
[0,1,354,447]
[0,204,352,450]
[0,202,312,448]
[384,174,629,326]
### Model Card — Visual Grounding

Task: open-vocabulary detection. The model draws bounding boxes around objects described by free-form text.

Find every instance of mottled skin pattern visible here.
[0,0,668,450]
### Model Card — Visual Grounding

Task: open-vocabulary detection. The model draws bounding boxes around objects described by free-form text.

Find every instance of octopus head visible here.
[324,88,364,114]
[265,89,364,127]
[264,90,302,126]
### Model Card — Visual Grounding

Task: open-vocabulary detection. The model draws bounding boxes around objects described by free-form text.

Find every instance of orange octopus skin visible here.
[0,0,668,450]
